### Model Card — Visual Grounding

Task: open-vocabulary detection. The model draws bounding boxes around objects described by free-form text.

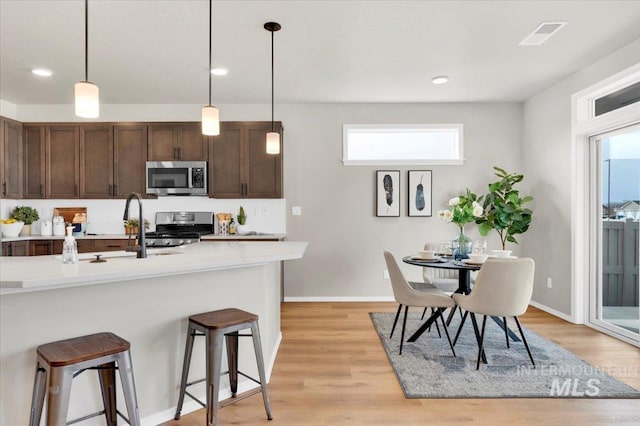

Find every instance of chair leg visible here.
[438,309,456,357]
[476,315,488,370]
[399,306,409,355]
[469,313,487,364]
[225,332,239,398]
[452,310,468,346]
[503,317,510,348]
[117,350,141,426]
[97,362,117,426]
[445,305,458,326]
[420,307,427,320]
[250,322,273,420]
[432,309,442,337]
[175,325,197,420]
[514,316,535,368]
[390,304,402,338]
[29,364,47,426]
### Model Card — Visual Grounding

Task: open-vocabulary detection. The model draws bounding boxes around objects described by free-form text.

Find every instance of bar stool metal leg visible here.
[117,351,141,426]
[29,364,47,426]
[46,366,74,426]
[225,332,239,398]
[97,361,118,426]
[175,324,197,420]
[250,322,273,420]
[206,329,225,426]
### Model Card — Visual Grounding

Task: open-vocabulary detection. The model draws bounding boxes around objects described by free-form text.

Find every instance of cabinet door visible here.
[1,241,11,256]
[244,122,282,198]
[2,118,23,198]
[52,240,63,255]
[46,126,80,198]
[177,124,208,161]
[209,122,243,198]
[147,125,177,161]
[114,125,148,198]
[80,125,114,198]
[30,240,53,256]
[23,126,46,199]
[76,239,95,253]
[94,239,129,251]
[10,241,29,256]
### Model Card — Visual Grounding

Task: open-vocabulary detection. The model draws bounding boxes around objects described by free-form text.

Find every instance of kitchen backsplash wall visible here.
[0,198,285,235]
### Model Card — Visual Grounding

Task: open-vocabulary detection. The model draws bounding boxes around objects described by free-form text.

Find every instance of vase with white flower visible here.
[438,189,484,260]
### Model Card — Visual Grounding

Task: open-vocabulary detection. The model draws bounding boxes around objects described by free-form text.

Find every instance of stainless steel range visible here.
[145,211,214,247]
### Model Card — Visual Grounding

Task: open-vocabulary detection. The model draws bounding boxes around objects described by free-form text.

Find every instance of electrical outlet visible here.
[547,277,552,289]
[383,270,390,279]
[291,206,302,216]
[262,207,268,215]
[254,207,262,216]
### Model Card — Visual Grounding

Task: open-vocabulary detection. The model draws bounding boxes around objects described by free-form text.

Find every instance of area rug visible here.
[370,311,640,399]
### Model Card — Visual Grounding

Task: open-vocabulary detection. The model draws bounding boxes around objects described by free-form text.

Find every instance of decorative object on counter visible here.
[438,189,483,260]
[124,218,150,235]
[476,166,533,250]
[376,170,400,217]
[74,0,99,118]
[40,220,52,236]
[236,206,250,234]
[62,226,79,264]
[216,213,232,236]
[229,218,236,235]
[1,219,24,237]
[201,0,220,136]
[264,21,282,154]
[11,206,39,236]
[53,216,66,236]
[408,170,432,217]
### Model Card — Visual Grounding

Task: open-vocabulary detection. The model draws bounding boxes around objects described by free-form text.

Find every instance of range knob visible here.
[164,240,172,246]
[146,240,155,246]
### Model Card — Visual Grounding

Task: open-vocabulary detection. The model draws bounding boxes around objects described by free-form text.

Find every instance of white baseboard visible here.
[529,300,574,323]
[141,331,282,426]
[284,296,395,302]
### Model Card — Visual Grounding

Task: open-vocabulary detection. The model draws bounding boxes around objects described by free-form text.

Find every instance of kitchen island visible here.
[0,240,306,425]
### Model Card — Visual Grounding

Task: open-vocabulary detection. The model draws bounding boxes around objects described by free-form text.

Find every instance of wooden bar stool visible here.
[29,332,141,426]
[174,308,273,426]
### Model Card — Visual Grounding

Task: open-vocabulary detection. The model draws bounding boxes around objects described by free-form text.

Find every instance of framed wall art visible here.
[376,170,400,217]
[407,170,432,217]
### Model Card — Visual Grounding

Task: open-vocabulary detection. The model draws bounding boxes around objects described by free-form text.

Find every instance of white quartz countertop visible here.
[1,234,132,242]
[201,233,285,240]
[0,240,307,294]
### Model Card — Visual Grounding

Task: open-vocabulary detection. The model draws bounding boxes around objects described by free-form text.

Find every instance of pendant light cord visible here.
[208,0,212,106]
[84,0,88,81]
[271,29,275,132]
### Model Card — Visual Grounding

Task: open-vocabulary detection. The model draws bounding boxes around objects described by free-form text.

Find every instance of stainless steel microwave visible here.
[146,161,208,196]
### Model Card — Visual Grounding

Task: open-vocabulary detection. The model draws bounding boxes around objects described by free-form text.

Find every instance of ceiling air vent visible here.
[519,22,567,46]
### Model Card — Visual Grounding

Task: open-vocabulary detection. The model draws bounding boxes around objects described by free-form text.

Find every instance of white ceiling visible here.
[2,0,640,106]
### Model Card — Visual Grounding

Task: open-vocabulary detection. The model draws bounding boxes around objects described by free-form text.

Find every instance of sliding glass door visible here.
[589,124,639,343]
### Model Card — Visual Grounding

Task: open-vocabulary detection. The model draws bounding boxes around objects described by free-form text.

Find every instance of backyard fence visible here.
[602,218,639,307]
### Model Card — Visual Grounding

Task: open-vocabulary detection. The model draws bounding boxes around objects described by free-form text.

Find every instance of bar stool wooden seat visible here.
[174,308,273,426]
[29,332,140,426]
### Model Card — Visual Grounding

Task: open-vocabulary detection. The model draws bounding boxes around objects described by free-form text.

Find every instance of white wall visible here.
[522,38,640,316]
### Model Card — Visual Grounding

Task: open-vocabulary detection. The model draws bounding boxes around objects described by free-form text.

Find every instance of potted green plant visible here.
[236,206,249,235]
[476,166,533,250]
[124,218,150,235]
[11,206,39,236]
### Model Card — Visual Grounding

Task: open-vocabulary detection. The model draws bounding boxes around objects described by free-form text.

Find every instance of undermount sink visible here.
[77,250,183,262]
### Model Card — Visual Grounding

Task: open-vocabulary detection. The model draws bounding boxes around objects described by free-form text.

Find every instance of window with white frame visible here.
[342,124,464,165]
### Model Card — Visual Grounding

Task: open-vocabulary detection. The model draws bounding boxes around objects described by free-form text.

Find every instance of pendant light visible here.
[202,0,220,136]
[264,22,281,154]
[75,0,99,118]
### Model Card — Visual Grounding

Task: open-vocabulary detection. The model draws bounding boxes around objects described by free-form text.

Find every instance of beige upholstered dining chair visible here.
[383,250,456,356]
[451,258,536,370]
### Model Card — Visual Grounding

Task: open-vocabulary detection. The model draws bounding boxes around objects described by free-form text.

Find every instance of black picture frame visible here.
[376,170,400,217]
[407,170,432,217]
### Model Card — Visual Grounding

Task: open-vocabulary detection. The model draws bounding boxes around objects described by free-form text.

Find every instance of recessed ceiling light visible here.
[211,68,228,76]
[432,76,449,85]
[32,68,53,77]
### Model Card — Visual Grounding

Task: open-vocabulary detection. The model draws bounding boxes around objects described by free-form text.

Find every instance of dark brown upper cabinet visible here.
[22,126,46,199]
[113,124,148,198]
[1,117,23,199]
[46,126,80,199]
[148,124,208,161]
[209,121,282,199]
[80,125,114,198]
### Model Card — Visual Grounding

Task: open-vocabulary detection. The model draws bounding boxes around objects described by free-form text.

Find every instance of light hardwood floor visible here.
[163,302,640,426]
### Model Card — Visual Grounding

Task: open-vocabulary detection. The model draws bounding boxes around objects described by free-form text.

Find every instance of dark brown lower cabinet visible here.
[1,238,131,256]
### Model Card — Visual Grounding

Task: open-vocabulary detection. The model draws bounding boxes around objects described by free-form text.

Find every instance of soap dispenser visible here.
[62,225,79,264]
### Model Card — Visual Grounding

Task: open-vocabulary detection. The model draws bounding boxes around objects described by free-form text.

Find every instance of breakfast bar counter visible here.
[0,241,307,425]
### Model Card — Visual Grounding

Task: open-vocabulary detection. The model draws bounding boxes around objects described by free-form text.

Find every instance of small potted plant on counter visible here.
[124,218,150,235]
[236,206,249,235]
[11,206,39,236]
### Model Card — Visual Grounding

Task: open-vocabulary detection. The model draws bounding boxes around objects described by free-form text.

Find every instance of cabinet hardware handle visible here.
[40,184,44,198]
[178,147,182,159]
[2,182,5,197]
[74,184,78,196]
[173,147,178,159]
[109,184,113,196]
[114,184,117,195]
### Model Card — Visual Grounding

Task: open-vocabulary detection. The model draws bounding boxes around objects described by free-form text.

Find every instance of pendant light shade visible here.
[75,81,99,118]
[264,22,281,154]
[202,0,220,136]
[202,105,220,136]
[75,0,99,118]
